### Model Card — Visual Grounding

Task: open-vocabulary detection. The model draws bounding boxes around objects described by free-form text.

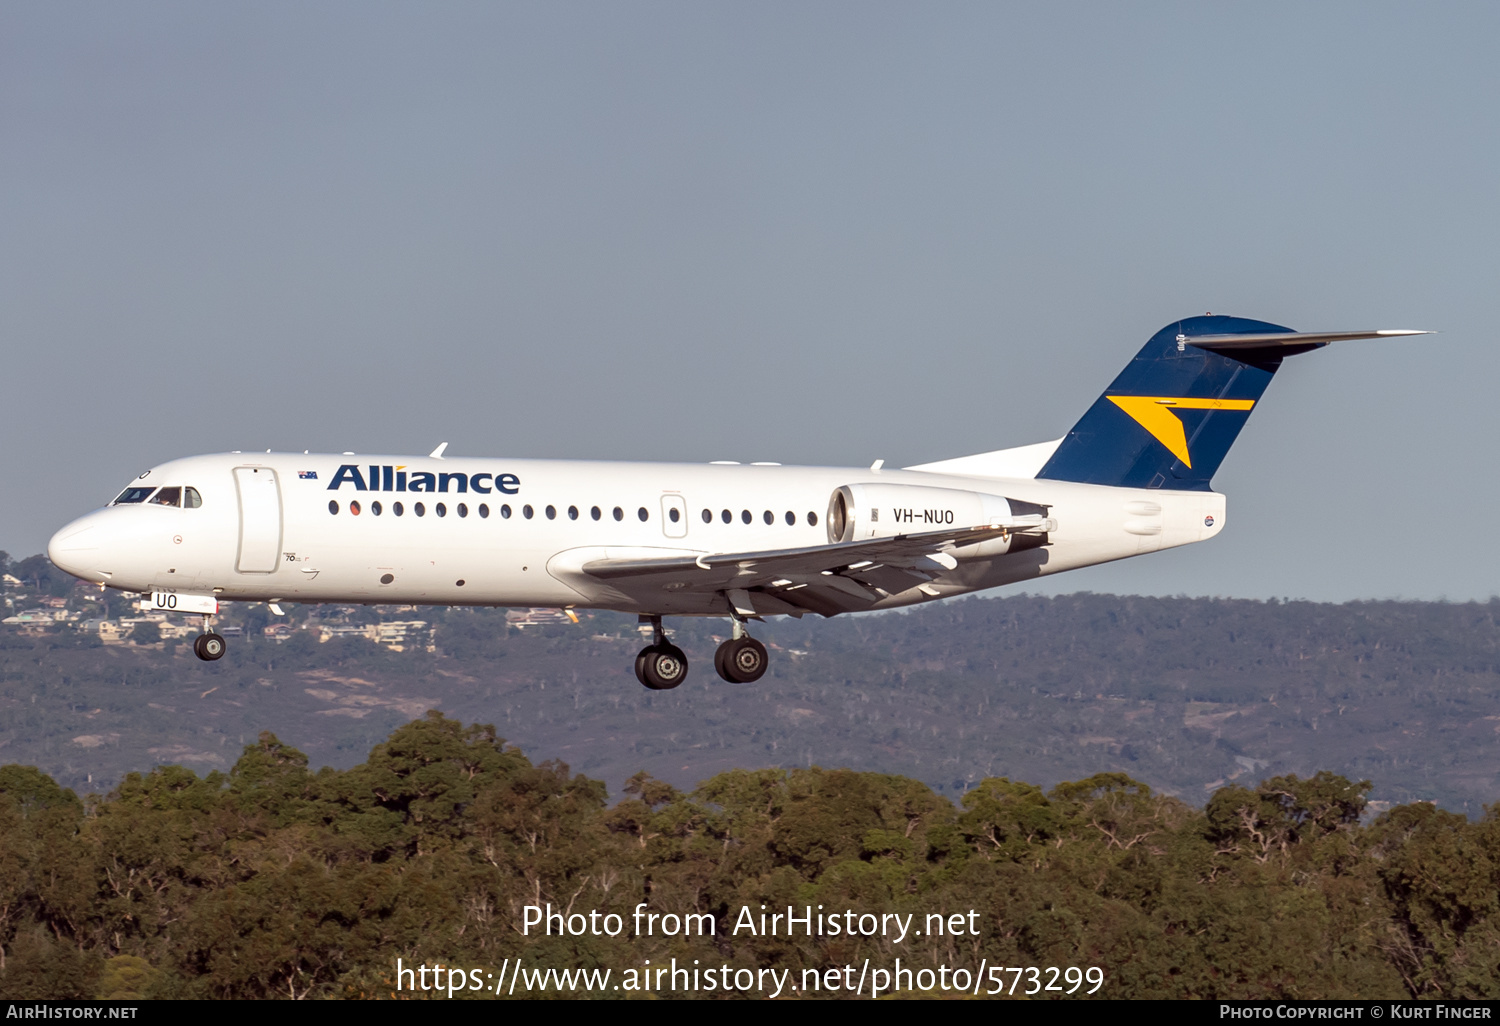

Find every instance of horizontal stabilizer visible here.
[1186,329,1430,352]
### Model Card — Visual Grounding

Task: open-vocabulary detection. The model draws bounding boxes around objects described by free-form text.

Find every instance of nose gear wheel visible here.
[193,632,227,661]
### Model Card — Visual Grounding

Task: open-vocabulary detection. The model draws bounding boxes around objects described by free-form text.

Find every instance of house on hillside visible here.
[3,609,55,626]
[77,619,130,643]
[505,608,580,628]
[375,621,432,652]
[318,624,377,643]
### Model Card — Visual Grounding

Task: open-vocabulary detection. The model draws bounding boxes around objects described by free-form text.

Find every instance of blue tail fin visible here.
[1036,315,1307,490]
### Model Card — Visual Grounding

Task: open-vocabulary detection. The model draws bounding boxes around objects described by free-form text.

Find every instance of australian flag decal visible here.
[298,470,318,480]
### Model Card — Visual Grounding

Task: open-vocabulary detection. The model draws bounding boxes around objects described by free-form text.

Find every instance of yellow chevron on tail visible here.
[1106,396,1256,468]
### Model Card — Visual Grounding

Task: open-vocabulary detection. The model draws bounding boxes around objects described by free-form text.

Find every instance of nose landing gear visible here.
[193,633,227,661]
[193,613,226,662]
[635,615,688,690]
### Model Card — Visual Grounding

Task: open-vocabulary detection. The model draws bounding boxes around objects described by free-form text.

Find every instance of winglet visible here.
[429,442,449,460]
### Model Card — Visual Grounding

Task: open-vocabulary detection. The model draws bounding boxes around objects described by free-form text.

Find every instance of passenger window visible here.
[741,510,751,524]
[545,505,557,520]
[350,500,362,516]
[613,506,624,521]
[568,505,579,520]
[669,507,681,523]
[762,510,773,525]
[184,487,203,508]
[591,506,601,521]
[501,504,512,518]
[149,487,182,507]
[721,509,731,524]
[415,502,426,517]
[479,504,490,518]
[808,511,818,526]
[372,501,383,515]
[523,504,534,519]
[112,486,155,504]
[785,511,794,525]
[436,503,447,517]
[458,503,469,518]
[637,507,649,522]
[329,500,339,515]
[701,509,712,524]
[394,501,405,516]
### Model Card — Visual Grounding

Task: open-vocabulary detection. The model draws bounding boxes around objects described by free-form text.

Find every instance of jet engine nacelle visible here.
[826,483,1047,543]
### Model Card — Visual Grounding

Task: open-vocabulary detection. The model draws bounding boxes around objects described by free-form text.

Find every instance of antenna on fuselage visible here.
[430,442,449,460]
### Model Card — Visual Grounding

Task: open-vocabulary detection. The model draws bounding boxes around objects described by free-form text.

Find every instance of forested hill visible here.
[3,586,1500,813]
[0,716,1496,999]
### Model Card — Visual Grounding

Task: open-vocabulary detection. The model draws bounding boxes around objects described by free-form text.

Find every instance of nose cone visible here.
[49,513,107,584]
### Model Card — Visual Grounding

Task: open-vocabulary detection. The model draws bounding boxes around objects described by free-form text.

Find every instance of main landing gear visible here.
[632,615,770,689]
[714,617,767,684]
[635,616,688,690]
[193,613,226,662]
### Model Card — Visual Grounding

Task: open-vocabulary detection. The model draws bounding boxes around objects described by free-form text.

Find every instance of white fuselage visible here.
[48,451,1226,617]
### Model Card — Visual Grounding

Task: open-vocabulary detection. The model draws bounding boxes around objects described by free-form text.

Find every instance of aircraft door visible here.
[660,493,688,539]
[234,467,283,573]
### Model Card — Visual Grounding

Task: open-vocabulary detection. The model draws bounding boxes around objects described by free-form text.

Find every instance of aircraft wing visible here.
[580,521,1037,617]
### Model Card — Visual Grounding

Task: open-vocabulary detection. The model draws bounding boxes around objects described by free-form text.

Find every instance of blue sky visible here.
[3,2,1494,601]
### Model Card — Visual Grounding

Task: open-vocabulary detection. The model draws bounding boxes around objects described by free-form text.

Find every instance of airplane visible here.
[47,315,1425,689]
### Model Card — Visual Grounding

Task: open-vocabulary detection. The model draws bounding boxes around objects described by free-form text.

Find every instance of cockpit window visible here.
[112,486,156,505]
[149,487,183,507]
[184,487,202,508]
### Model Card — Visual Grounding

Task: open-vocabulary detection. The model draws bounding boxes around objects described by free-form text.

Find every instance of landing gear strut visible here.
[635,616,688,690]
[193,613,226,662]
[714,616,767,683]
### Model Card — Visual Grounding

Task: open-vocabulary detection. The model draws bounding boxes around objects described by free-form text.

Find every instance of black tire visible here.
[636,643,687,690]
[634,645,658,687]
[195,632,227,662]
[719,637,768,683]
[652,643,689,689]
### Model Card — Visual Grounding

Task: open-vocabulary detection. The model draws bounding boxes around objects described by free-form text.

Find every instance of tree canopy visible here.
[0,712,1495,999]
